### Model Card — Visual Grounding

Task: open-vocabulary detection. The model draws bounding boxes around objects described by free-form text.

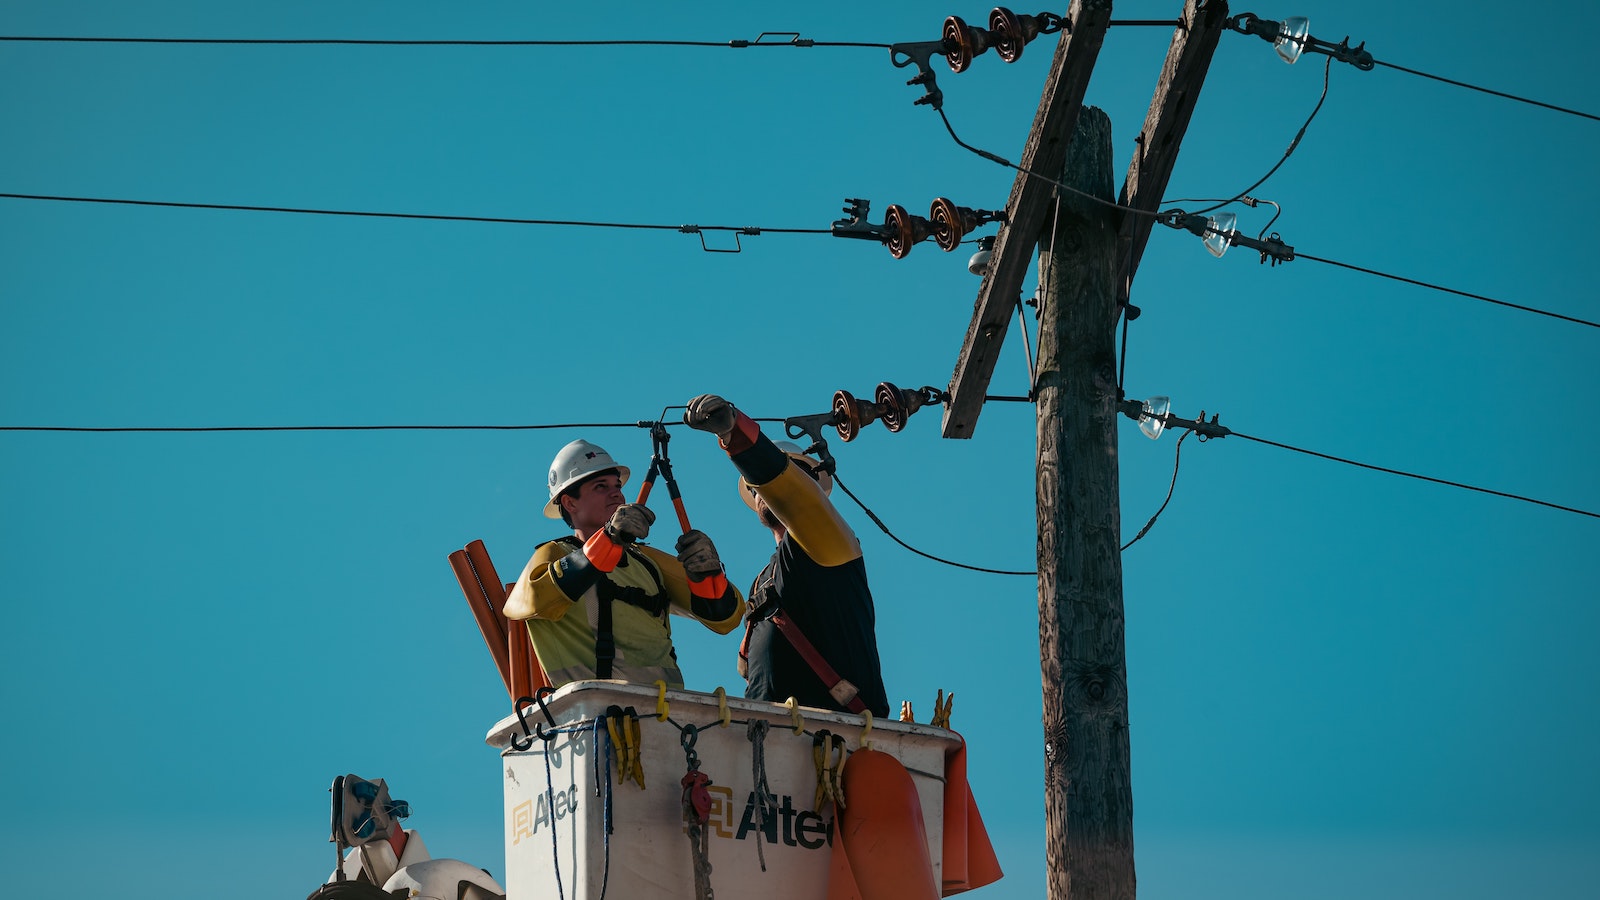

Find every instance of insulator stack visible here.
[942,8,1064,72]
[929,197,1005,251]
[942,16,994,73]
[831,390,880,443]
[884,204,935,260]
[831,382,950,442]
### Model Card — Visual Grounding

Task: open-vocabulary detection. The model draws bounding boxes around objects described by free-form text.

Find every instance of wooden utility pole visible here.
[940,2,1229,898]
[1035,106,1131,898]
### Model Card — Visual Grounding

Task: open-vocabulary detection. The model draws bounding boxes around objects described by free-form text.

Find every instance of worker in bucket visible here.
[503,439,745,688]
[683,394,890,717]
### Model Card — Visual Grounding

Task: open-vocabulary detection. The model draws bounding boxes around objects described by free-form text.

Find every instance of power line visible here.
[1373,59,1599,123]
[0,34,890,49]
[1121,430,1191,552]
[0,193,829,237]
[1228,430,1599,520]
[0,423,652,433]
[831,471,1037,576]
[937,107,1593,333]
[1295,252,1600,329]
[1184,56,1332,217]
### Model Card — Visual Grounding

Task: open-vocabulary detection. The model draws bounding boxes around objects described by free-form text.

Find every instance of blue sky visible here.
[2,2,1596,898]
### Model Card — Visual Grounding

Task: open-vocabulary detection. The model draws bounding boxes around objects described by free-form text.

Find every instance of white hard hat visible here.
[739,440,830,511]
[545,440,630,519]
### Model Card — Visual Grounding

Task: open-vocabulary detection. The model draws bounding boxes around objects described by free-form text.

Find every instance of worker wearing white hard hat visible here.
[503,439,745,689]
[684,395,888,718]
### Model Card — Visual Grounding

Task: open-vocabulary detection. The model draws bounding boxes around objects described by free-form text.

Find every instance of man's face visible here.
[561,472,625,532]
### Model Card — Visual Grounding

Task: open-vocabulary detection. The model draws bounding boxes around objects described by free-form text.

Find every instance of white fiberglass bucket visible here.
[485,681,961,900]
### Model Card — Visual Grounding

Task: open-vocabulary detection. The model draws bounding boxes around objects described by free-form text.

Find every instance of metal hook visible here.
[517,685,557,744]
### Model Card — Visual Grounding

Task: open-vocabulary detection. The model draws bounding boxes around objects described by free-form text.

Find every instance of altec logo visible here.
[510,787,580,845]
[703,786,834,851]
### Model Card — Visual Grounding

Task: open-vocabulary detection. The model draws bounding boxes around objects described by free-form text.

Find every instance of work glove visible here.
[683,394,737,440]
[603,503,655,545]
[674,529,723,580]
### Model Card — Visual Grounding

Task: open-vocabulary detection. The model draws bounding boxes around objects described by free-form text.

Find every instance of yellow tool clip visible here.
[811,730,847,811]
[653,679,670,722]
[604,705,646,789]
[931,689,954,729]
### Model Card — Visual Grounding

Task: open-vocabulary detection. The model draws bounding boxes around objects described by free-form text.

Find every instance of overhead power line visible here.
[1230,431,1598,520]
[0,193,829,240]
[1295,252,1600,329]
[0,423,651,433]
[0,34,890,49]
[1371,59,1598,122]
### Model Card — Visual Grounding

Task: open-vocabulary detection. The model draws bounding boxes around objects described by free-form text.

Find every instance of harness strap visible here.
[770,610,867,714]
[549,536,667,679]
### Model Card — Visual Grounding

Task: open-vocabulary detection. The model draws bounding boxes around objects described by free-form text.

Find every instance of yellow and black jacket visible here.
[730,426,889,716]
[504,536,744,689]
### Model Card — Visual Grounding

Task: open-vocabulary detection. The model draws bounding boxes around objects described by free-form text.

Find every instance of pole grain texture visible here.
[1034,105,1135,900]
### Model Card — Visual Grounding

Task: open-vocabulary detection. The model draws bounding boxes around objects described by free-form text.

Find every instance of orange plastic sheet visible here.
[824,734,1002,900]
[939,734,1003,896]
[829,747,939,900]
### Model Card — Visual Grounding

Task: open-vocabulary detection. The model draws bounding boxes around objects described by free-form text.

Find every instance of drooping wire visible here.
[0,193,829,235]
[1183,56,1332,217]
[1372,59,1599,123]
[1229,431,1599,519]
[1121,430,1190,551]
[935,108,1159,221]
[1167,196,1284,238]
[1295,252,1600,329]
[933,55,1330,224]
[830,471,1037,576]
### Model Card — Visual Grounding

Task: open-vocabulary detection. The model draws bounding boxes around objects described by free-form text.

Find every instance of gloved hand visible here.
[603,503,655,545]
[683,394,737,440]
[674,529,723,580]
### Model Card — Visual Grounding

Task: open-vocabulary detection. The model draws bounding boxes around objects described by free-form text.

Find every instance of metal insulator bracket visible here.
[888,39,948,108]
[831,197,893,243]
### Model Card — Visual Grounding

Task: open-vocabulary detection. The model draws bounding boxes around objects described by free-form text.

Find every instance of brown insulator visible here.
[876,382,946,432]
[884,203,934,260]
[942,15,994,74]
[832,389,884,443]
[989,7,1051,64]
[874,382,911,432]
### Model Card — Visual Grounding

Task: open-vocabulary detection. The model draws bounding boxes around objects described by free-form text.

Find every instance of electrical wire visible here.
[1121,430,1190,552]
[1373,59,1600,123]
[0,423,654,433]
[1184,56,1332,217]
[935,108,1158,221]
[935,54,1330,222]
[0,193,829,236]
[1229,431,1599,520]
[830,472,1037,576]
[1294,252,1600,329]
[0,34,891,49]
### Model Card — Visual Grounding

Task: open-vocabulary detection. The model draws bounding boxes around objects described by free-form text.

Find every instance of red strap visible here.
[771,611,867,713]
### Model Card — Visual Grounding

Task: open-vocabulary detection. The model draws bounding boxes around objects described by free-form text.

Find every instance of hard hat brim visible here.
[544,464,630,519]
